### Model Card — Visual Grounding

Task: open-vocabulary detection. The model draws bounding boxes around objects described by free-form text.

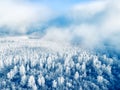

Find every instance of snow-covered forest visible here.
[0,38,120,90]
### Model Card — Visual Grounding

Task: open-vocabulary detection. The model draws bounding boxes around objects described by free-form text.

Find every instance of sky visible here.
[0,0,107,34]
[0,0,120,50]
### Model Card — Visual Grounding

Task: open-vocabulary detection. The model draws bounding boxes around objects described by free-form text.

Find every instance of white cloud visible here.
[101,1,120,36]
[39,0,120,49]
[69,1,107,20]
[72,24,100,48]
[0,1,52,34]
[42,27,72,43]
[64,0,120,48]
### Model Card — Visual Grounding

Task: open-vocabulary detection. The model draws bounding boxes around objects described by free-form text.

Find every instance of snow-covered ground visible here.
[0,37,120,90]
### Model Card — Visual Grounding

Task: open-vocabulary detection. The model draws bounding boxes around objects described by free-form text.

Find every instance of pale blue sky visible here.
[28,0,94,11]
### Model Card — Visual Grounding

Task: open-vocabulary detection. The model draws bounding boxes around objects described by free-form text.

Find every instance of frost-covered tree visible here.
[38,74,45,87]
[58,76,64,85]
[7,70,15,80]
[97,76,103,83]
[74,71,79,80]
[19,64,26,76]
[52,80,57,88]
[21,74,27,86]
[7,66,18,80]
[66,82,72,88]
[28,75,37,90]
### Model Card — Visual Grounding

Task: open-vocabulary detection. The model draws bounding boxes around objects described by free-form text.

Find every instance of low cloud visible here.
[0,1,52,34]
[41,0,120,51]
